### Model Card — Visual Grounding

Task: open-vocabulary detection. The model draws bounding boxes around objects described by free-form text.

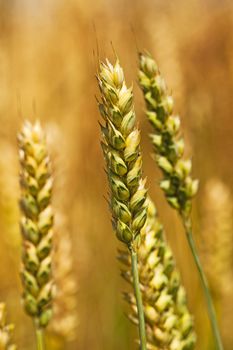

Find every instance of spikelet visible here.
[138,53,198,217]
[50,214,78,342]
[18,121,54,328]
[97,59,148,248]
[119,198,196,350]
[0,303,16,350]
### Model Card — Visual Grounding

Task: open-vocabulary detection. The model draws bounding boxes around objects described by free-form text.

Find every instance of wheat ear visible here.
[97,59,148,349]
[119,197,196,350]
[202,179,233,295]
[138,52,223,350]
[201,179,233,347]
[50,214,78,343]
[45,123,78,345]
[18,121,54,350]
[0,303,16,350]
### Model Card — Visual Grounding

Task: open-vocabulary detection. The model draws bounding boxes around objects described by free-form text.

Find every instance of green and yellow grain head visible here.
[97,59,148,248]
[0,303,16,350]
[138,53,198,217]
[18,120,54,328]
[119,197,196,349]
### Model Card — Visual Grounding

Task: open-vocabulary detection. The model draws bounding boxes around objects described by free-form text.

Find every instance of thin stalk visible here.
[130,248,147,350]
[35,326,46,350]
[182,216,223,350]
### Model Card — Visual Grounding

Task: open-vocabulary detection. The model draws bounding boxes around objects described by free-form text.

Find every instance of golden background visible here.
[0,0,232,349]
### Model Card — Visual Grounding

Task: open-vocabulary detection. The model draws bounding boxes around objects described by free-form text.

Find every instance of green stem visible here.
[182,216,223,350]
[35,325,46,350]
[130,248,147,350]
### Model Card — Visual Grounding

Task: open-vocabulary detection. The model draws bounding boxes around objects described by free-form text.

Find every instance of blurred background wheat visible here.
[0,0,232,349]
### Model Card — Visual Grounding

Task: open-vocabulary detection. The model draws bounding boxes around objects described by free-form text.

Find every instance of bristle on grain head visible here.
[139,53,198,217]
[18,120,54,328]
[97,59,148,248]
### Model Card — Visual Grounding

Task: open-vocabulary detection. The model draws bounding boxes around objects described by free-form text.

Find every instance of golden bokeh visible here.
[0,1,232,349]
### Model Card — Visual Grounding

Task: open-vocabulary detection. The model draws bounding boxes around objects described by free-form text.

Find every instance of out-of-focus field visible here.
[0,0,233,349]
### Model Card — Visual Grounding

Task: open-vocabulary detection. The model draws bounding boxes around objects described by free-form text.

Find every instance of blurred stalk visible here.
[182,215,223,350]
[130,248,146,350]
[35,326,46,350]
